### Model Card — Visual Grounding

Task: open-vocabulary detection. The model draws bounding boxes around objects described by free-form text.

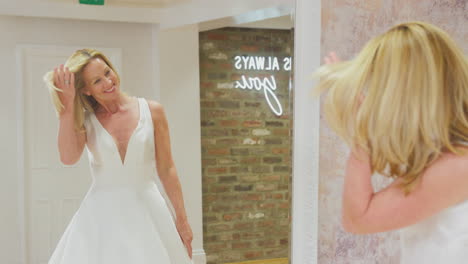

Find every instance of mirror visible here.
[197,8,294,264]
[0,1,295,264]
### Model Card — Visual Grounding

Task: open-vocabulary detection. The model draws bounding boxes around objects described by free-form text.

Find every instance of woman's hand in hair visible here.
[325,52,365,106]
[54,64,76,110]
[324,51,341,64]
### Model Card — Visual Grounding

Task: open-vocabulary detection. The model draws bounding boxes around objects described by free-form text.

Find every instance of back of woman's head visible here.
[44,48,120,131]
[316,21,468,192]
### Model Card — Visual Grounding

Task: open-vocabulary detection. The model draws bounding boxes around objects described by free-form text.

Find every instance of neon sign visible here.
[234,55,291,116]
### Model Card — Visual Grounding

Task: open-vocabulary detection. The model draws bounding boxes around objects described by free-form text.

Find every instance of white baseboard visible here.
[192,248,207,264]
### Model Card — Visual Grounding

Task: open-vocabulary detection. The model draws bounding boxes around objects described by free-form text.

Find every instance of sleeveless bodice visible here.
[400,199,468,264]
[84,97,157,188]
[400,142,468,264]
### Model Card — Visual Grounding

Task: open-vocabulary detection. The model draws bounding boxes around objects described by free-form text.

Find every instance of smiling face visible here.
[81,57,120,101]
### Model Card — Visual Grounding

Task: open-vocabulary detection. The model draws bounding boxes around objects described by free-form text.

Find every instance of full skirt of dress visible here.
[49,182,192,264]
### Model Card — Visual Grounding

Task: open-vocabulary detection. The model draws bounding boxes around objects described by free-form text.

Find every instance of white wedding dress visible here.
[400,199,468,264]
[48,97,192,264]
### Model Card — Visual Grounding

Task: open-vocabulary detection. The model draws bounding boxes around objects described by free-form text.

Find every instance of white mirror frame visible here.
[291,0,321,263]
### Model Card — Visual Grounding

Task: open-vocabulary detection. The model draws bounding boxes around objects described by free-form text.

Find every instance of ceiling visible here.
[105,0,187,8]
[0,0,294,28]
[64,0,190,8]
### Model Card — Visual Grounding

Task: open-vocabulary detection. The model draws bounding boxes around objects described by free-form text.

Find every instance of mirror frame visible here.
[291,0,321,263]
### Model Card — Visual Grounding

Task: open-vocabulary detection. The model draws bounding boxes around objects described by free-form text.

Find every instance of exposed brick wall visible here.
[199,27,293,264]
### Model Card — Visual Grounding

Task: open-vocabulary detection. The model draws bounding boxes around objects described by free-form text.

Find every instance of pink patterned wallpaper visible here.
[319,0,468,263]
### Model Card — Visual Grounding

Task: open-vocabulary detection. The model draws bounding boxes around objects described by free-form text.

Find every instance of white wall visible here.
[158,24,205,264]
[0,14,205,264]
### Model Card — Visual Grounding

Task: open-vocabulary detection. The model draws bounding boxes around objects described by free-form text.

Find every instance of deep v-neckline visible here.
[92,97,142,166]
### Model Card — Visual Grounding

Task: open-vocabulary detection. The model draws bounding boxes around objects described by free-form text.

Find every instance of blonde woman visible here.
[44,49,193,264]
[317,22,468,263]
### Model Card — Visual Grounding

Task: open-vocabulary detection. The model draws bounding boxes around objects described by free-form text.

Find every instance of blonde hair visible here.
[315,21,468,193]
[43,48,121,131]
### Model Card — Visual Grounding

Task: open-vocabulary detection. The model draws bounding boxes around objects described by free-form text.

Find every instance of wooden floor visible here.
[224,258,288,264]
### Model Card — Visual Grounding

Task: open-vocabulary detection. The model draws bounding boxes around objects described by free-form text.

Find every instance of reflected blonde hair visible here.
[43,48,121,132]
[315,21,468,193]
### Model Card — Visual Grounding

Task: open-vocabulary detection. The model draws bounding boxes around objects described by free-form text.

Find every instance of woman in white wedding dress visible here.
[317,22,468,263]
[43,49,193,264]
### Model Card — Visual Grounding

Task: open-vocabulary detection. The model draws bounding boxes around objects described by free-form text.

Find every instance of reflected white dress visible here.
[48,98,192,264]
[400,199,468,264]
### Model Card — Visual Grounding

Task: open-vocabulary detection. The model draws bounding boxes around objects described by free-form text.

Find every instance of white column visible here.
[291,0,321,263]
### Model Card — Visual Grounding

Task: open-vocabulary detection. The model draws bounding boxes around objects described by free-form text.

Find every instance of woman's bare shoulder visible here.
[145,99,166,121]
[423,149,468,199]
[429,149,466,174]
[438,147,468,170]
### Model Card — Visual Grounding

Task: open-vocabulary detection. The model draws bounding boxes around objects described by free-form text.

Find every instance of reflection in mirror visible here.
[0,2,295,264]
[198,9,294,264]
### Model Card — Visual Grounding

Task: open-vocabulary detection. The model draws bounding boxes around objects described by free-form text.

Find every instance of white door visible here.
[17,46,121,264]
